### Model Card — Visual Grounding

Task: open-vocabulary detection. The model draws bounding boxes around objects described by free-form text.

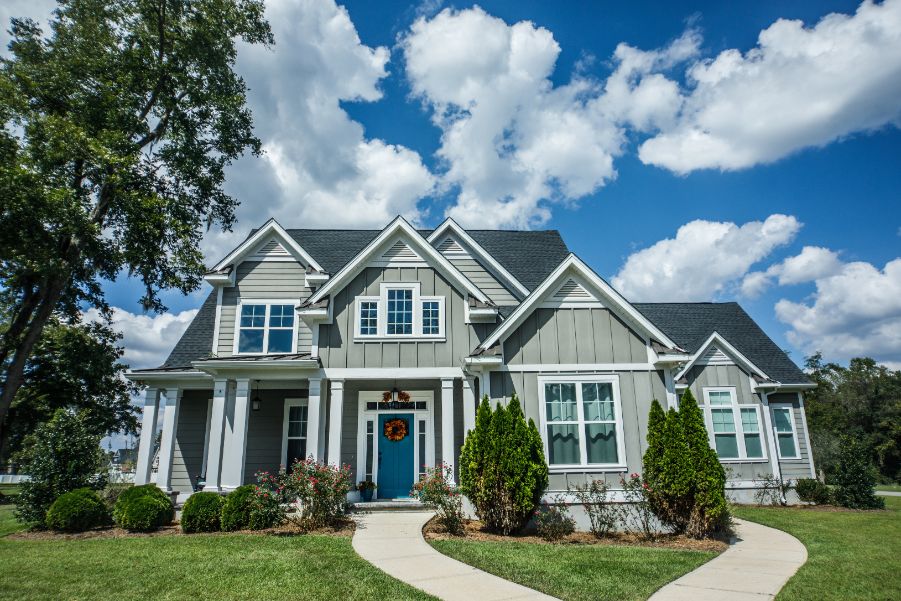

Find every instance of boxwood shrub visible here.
[795,478,831,505]
[220,485,255,531]
[46,488,109,532]
[181,491,225,533]
[113,484,174,532]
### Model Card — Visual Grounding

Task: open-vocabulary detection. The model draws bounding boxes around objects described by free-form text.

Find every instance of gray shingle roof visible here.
[155,291,218,369]
[634,302,810,384]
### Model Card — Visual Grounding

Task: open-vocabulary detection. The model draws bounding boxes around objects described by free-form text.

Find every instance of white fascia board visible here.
[203,273,232,285]
[427,218,530,298]
[210,219,324,273]
[463,356,503,366]
[479,254,680,351]
[307,216,490,305]
[674,331,770,381]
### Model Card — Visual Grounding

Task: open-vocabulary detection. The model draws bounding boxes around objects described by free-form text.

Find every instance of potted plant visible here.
[357,480,377,502]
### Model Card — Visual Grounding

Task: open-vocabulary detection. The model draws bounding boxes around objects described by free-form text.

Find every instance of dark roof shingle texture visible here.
[634,302,810,384]
[159,291,217,369]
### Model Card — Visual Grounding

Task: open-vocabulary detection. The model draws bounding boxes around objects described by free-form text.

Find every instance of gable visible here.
[246,237,293,262]
[696,345,733,367]
[375,239,423,264]
[545,276,600,305]
[210,219,323,274]
[436,236,469,257]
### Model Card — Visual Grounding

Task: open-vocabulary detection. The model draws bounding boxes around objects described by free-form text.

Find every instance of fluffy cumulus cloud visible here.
[639,0,901,173]
[401,7,698,228]
[611,214,801,301]
[775,259,901,364]
[741,246,843,297]
[84,308,198,370]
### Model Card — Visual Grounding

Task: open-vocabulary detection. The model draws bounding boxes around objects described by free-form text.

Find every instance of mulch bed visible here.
[422,517,727,553]
[9,518,356,541]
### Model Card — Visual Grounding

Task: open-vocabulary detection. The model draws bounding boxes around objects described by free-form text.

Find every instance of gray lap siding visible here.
[171,390,211,494]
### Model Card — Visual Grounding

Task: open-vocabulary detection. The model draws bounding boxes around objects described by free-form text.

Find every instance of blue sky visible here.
[13,0,896,371]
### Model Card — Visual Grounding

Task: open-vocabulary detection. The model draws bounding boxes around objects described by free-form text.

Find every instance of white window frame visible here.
[353,282,445,341]
[281,398,309,469]
[537,374,626,472]
[233,299,299,355]
[771,404,801,460]
[702,387,767,463]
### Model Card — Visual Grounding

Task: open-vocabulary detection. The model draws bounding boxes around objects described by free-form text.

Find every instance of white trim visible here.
[760,392,783,488]
[156,388,183,493]
[702,387,768,462]
[211,286,224,354]
[353,282,446,341]
[233,299,300,356]
[427,218,530,298]
[797,393,816,478]
[537,374,627,471]
[135,388,161,486]
[281,397,309,469]
[496,363,656,373]
[770,403,802,460]
[441,378,456,484]
[200,396,213,481]
[327,380,345,466]
[211,219,324,273]
[322,367,465,379]
[664,369,677,410]
[203,379,228,492]
[675,332,770,382]
[480,254,679,352]
[307,216,490,306]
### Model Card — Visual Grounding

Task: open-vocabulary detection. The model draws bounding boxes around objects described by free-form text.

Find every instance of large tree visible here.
[0,0,272,440]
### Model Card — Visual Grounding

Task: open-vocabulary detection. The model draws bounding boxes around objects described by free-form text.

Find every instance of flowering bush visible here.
[412,464,464,535]
[569,479,617,538]
[249,484,286,530]
[534,497,575,541]
[286,458,352,528]
[618,473,656,540]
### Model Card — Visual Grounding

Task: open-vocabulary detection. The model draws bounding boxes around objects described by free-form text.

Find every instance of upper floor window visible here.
[355,283,444,340]
[772,405,800,459]
[702,387,766,461]
[539,376,625,469]
[237,302,296,354]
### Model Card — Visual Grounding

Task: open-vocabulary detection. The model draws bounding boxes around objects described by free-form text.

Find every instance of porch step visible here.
[352,499,428,512]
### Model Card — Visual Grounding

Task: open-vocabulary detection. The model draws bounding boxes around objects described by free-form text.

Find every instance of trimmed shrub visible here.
[113,484,174,532]
[833,437,885,509]
[413,463,464,535]
[45,488,109,532]
[14,410,107,527]
[181,492,225,533]
[680,390,730,537]
[459,394,549,535]
[648,408,693,533]
[534,497,575,542]
[795,478,831,505]
[220,485,256,531]
[100,484,132,509]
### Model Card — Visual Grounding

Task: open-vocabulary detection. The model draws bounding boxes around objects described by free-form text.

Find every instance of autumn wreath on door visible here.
[384,418,409,442]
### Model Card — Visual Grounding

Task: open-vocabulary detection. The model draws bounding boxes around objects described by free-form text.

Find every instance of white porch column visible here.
[135,388,161,485]
[203,379,228,491]
[327,379,344,466]
[221,378,251,490]
[441,378,456,484]
[462,376,476,436]
[156,387,182,492]
[306,378,322,461]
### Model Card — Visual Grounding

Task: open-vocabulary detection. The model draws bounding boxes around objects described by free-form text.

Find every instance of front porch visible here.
[133,370,479,501]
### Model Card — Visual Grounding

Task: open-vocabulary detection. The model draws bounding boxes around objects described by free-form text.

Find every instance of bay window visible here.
[772,406,800,459]
[355,283,444,339]
[236,302,296,354]
[540,376,625,469]
[702,387,766,461]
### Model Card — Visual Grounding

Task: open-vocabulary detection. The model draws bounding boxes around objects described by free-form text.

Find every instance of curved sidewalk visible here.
[650,518,807,600]
[352,510,557,601]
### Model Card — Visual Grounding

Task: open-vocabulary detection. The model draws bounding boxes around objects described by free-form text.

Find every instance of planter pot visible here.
[361,489,374,502]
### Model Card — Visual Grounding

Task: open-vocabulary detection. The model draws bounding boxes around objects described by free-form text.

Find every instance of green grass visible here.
[0,484,19,495]
[0,507,434,601]
[733,497,901,601]
[0,507,23,538]
[876,484,901,492]
[430,538,716,601]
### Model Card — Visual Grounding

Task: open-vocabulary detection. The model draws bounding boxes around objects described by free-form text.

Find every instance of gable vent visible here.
[697,345,733,366]
[381,240,420,261]
[248,238,291,261]
[437,237,468,256]
[553,278,593,301]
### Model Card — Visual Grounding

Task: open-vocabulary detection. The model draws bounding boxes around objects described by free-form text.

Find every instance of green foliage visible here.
[14,409,107,526]
[534,497,575,542]
[833,437,885,509]
[804,354,901,483]
[412,463,464,535]
[180,491,224,533]
[220,484,255,532]
[795,478,832,505]
[679,390,729,537]
[569,479,617,538]
[45,488,108,532]
[648,408,693,532]
[459,394,548,535]
[113,484,173,531]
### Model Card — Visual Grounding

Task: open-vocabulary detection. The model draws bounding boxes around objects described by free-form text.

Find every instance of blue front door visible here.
[378,414,414,499]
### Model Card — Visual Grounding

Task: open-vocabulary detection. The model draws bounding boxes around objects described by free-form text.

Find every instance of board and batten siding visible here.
[171,390,211,493]
[318,267,492,369]
[443,256,520,305]
[768,392,814,479]
[216,261,312,357]
[503,308,648,365]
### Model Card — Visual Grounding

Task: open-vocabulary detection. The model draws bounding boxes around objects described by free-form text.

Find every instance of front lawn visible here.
[876,484,901,493]
[0,506,434,601]
[733,497,901,601]
[430,537,716,601]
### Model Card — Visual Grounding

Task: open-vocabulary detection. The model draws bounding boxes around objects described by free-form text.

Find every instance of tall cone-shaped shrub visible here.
[459,394,548,534]
[655,408,694,533]
[679,389,730,537]
[642,399,667,516]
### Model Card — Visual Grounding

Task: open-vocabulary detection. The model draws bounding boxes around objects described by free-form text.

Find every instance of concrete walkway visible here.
[876,490,901,497]
[352,510,557,601]
[649,518,807,601]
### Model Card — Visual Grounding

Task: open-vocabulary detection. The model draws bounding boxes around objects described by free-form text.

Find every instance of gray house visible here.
[128,216,815,503]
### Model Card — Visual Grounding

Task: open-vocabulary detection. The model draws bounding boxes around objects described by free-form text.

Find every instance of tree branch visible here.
[136,0,168,123]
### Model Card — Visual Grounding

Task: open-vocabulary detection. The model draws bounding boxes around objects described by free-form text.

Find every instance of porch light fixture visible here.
[251,380,262,411]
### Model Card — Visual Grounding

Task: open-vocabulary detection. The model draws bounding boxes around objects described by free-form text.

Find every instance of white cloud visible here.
[776,258,901,364]
[741,245,843,297]
[612,214,801,301]
[639,0,901,173]
[84,307,198,370]
[401,7,696,228]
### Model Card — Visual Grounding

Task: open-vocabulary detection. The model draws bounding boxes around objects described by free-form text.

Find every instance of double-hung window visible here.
[236,302,296,354]
[540,376,624,469]
[772,405,800,459]
[703,388,766,461]
[355,283,444,339]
